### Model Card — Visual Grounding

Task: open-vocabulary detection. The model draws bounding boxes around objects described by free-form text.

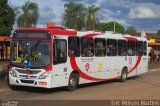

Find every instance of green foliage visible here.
[17,1,39,28]
[62,2,100,31]
[0,0,15,36]
[86,5,100,30]
[96,22,125,33]
[62,2,86,30]
[157,30,160,35]
[126,26,137,34]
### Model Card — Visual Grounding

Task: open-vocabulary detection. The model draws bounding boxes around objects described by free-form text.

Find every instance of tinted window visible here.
[81,37,94,57]
[53,40,67,64]
[144,42,147,56]
[127,41,136,56]
[68,37,80,57]
[107,39,117,56]
[118,40,127,56]
[136,41,144,56]
[95,38,106,57]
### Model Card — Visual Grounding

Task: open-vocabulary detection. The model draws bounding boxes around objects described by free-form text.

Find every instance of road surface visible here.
[0,70,160,100]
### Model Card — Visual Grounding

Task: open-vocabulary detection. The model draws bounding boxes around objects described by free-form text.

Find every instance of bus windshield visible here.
[10,40,50,68]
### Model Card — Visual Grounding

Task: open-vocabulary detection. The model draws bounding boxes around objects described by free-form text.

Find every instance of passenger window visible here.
[68,37,80,57]
[136,41,144,56]
[53,39,67,64]
[107,39,117,56]
[95,38,106,57]
[81,37,94,57]
[127,41,136,56]
[143,42,147,56]
[118,40,127,56]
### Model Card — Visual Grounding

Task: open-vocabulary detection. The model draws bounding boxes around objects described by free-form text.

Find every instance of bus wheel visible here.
[9,85,19,91]
[120,68,127,82]
[66,73,79,91]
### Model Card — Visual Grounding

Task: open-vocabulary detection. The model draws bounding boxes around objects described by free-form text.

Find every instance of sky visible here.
[8,0,160,33]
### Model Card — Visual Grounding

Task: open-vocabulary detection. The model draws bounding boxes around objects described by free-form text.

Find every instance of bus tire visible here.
[66,73,79,91]
[9,85,19,91]
[120,68,127,82]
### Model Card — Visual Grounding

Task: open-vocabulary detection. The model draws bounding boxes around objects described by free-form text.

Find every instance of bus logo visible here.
[129,57,132,65]
[85,63,90,72]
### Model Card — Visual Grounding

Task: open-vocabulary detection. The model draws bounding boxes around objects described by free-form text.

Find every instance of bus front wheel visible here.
[120,68,127,82]
[66,73,79,91]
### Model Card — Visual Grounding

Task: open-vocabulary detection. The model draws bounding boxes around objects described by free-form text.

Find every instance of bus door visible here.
[53,37,68,87]
[136,41,148,74]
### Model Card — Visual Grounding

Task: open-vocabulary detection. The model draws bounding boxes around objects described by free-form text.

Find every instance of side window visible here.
[127,41,136,56]
[53,39,67,64]
[95,38,106,57]
[136,41,144,56]
[68,37,80,57]
[118,40,127,56]
[144,41,147,56]
[107,39,117,56]
[81,37,94,57]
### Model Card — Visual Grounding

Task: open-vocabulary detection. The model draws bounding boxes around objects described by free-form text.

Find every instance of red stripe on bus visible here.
[124,37,137,41]
[83,33,101,38]
[70,57,120,81]
[70,56,142,81]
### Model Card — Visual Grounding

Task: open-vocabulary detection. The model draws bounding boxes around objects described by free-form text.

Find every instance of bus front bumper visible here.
[9,74,52,88]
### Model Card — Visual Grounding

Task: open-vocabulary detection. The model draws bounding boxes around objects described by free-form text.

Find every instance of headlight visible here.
[38,71,51,79]
[9,69,17,77]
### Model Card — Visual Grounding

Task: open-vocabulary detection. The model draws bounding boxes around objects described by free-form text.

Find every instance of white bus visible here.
[8,23,148,91]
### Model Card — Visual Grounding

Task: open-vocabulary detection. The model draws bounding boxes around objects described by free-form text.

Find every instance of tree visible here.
[0,0,15,36]
[157,30,160,35]
[126,26,137,34]
[86,5,100,30]
[17,1,39,28]
[62,2,86,30]
[96,22,125,33]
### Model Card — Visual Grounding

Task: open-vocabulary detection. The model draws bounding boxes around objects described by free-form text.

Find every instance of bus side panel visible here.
[137,55,148,75]
[116,56,128,76]
[76,57,96,84]
[94,57,107,79]
[127,56,137,77]
[51,63,69,88]
[105,57,119,78]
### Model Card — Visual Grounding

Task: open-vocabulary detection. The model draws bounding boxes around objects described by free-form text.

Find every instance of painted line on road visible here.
[150,69,159,72]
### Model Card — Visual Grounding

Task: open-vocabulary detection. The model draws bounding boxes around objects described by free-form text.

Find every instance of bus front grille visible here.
[20,80,34,84]
[15,68,41,74]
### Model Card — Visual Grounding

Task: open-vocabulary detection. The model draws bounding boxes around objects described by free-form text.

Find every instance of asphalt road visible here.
[0,70,160,100]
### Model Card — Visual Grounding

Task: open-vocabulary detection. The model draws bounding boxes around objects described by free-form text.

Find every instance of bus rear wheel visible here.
[66,73,79,91]
[120,68,127,82]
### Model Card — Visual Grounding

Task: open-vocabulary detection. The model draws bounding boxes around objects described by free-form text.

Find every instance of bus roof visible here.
[15,27,147,41]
